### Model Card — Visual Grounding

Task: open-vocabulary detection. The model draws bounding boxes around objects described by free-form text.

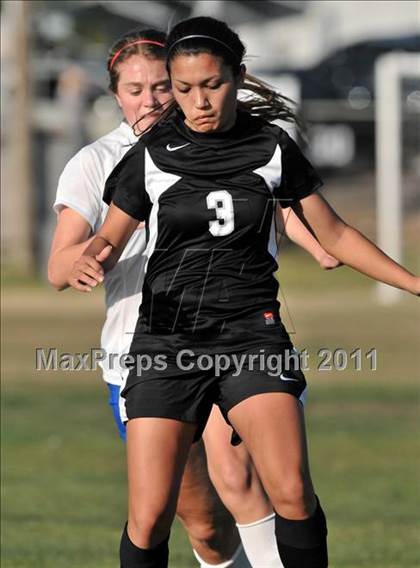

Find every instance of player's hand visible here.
[68,254,105,292]
[318,252,342,270]
[95,244,113,264]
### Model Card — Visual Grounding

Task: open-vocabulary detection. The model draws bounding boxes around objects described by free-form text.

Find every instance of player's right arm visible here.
[68,203,139,292]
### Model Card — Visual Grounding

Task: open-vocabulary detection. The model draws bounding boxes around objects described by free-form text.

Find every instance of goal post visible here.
[375,52,420,304]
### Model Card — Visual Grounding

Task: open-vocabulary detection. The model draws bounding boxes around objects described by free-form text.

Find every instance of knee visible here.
[270,476,313,519]
[129,508,172,549]
[210,458,253,500]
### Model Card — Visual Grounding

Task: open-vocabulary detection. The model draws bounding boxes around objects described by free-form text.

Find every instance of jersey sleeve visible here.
[103,141,151,221]
[53,147,103,231]
[274,129,323,208]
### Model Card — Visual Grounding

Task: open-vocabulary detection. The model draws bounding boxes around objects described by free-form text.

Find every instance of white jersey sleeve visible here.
[54,146,104,232]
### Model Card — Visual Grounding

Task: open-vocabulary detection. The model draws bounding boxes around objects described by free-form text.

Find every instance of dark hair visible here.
[165,17,300,128]
[166,17,244,77]
[107,28,167,93]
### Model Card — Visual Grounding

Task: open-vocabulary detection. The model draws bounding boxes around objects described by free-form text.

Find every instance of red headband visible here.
[109,39,165,70]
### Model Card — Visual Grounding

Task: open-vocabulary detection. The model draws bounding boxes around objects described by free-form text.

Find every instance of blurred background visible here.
[1,1,419,567]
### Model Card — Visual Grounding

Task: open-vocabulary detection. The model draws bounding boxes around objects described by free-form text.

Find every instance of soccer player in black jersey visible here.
[62,26,341,568]
[70,17,420,568]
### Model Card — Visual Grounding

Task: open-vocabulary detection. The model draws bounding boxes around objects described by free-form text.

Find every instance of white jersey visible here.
[54,122,146,385]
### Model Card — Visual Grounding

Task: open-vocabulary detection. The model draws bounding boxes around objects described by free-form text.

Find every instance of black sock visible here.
[120,522,169,568]
[275,496,328,568]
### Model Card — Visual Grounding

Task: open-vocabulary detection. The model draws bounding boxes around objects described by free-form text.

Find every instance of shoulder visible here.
[239,112,297,148]
[274,127,313,166]
[55,124,139,221]
[103,137,148,205]
[59,123,138,185]
[77,123,137,168]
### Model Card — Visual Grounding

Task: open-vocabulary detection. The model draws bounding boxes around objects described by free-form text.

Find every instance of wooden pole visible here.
[1,0,33,275]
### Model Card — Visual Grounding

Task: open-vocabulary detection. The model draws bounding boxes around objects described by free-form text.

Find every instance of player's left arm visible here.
[293,192,420,295]
[276,205,341,270]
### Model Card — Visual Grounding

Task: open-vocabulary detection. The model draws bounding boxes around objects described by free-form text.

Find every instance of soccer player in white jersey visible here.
[49,28,341,568]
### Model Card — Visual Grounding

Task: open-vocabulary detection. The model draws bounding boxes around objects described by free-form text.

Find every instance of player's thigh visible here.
[203,405,272,522]
[127,416,196,522]
[227,393,314,515]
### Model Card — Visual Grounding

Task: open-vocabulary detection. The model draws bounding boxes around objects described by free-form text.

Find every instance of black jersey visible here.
[104,110,322,342]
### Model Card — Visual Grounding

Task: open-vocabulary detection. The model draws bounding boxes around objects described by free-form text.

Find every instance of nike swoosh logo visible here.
[166,142,191,152]
[280,373,300,382]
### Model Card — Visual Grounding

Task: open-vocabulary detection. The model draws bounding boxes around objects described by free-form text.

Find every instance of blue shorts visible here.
[107,383,126,441]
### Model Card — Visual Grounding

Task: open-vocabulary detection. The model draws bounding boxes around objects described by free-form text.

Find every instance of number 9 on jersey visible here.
[206,190,235,237]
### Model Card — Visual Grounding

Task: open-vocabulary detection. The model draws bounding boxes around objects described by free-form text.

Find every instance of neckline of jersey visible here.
[120,120,139,145]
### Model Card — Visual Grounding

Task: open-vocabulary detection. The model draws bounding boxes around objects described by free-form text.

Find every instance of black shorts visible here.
[121,340,307,443]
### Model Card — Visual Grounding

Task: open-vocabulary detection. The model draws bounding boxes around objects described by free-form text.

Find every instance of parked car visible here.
[269,35,420,171]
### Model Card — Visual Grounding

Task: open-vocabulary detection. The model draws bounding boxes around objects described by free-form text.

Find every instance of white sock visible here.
[236,512,284,567]
[193,543,251,567]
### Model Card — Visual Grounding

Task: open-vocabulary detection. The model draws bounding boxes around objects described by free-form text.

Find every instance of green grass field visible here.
[2,248,420,567]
